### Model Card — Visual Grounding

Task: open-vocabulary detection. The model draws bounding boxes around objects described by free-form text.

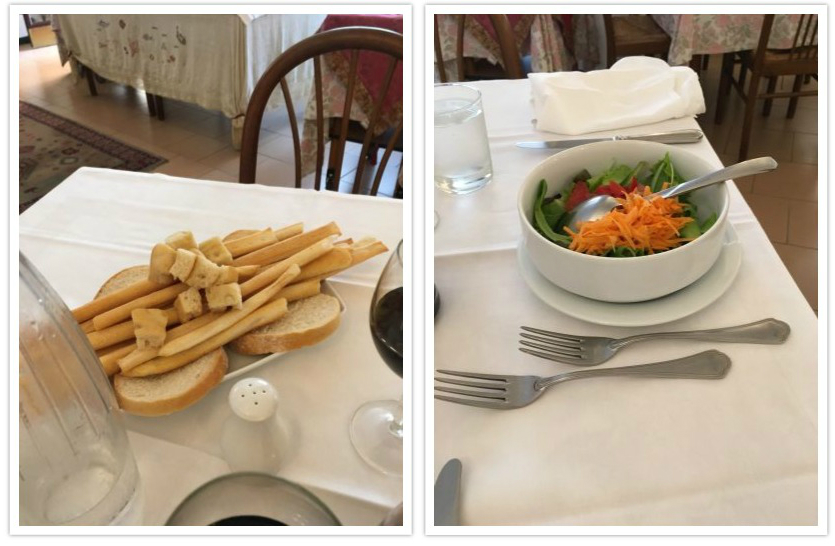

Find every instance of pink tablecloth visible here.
[653,14,814,66]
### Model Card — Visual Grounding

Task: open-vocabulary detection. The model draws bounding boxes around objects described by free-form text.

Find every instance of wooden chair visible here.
[434,15,449,82]
[714,15,817,160]
[602,15,671,68]
[239,26,403,196]
[455,15,525,80]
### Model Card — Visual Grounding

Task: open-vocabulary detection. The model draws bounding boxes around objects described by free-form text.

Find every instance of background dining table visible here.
[433,14,598,79]
[433,79,818,525]
[652,14,814,67]
[19,168,404,525]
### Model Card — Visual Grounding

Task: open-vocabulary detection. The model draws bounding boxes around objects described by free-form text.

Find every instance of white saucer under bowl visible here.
[516,225,742,327]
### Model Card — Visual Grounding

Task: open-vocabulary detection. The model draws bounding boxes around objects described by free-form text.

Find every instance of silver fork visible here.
[435,350,731,410]
[519,318,789,367]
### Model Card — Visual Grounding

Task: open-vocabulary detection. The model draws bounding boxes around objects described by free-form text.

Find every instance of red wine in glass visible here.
[370,286,403,378]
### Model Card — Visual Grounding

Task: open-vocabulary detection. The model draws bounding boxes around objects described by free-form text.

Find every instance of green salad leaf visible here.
[533,180,572,246]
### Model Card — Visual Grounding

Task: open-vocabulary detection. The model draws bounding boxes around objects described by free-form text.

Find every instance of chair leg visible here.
[84,65,98,96]
[762,77,777,116]
[739,73,761,162]
[146,92,157,117]
[689,54,702,73]
[715,53,734,125]
[787,75,804,119]
[154,94,165,120]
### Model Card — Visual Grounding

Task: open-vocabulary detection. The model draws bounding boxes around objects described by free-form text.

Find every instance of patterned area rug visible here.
[19,101,166,213]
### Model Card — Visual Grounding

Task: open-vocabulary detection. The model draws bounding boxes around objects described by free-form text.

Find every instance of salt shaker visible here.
[220,378,286,474]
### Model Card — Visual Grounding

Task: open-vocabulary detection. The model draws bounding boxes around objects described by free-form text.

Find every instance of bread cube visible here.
[148,243,177,284]
[131,308,168,350]
[169,248,198,282]
[217,265,239,285]
[199,236,234,266]
[186,254,221,289]
[206,283,243,311]
[165,231,197,250]
[174,287,204,323]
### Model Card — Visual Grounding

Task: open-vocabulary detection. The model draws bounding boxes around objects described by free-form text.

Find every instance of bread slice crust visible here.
[231,293,341,355]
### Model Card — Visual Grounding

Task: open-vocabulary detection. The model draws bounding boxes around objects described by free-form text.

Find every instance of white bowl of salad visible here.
[518,140,729,303]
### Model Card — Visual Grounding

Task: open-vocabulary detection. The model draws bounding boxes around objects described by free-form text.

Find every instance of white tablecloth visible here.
[19,168,403,525]
[433,79,818,526]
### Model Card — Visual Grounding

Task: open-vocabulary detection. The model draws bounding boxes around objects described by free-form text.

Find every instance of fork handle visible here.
[612,319,790,349]
[536,350,731,390]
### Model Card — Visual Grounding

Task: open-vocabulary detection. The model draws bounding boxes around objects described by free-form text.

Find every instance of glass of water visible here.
[434,83,493,194]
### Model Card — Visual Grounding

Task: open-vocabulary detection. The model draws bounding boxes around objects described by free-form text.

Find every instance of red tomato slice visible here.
[565,181,591,211]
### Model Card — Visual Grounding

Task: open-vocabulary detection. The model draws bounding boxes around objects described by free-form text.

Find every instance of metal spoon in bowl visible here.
[562,156,778,233]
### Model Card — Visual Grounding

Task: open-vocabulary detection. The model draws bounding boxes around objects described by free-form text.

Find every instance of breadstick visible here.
[232,222,340,267]
[240,238,332,297]
[157,265,300,357]
[223,229,259,242]
[72,278,175,323]
[116,311,223,372]
[88,308,178,350]
[81,320,96,333]
[124,297,289,377]
[225,228,278,257]
[92,283,190,331]
[235,265,260,279]
[293,247,352,283]
[278,279,321,301]
[99,344,135,376]
[273,222,304,242]
[300,241,389,284]
[117,347,159,373]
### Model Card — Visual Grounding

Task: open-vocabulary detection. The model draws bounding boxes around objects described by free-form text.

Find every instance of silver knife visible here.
[516,129,704,149]
[434,458,462,526]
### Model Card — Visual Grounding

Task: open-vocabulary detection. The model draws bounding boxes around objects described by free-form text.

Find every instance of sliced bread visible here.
[96,265,227,416]
[113,349,228,416]
[231,293,341,355]
[95,265,149,299]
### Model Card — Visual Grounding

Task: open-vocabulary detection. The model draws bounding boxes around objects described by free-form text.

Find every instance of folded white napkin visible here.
[529,56,706,135]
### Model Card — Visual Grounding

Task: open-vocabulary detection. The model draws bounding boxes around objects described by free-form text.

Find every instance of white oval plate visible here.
[517,225,742,327]
[222,281,346,382]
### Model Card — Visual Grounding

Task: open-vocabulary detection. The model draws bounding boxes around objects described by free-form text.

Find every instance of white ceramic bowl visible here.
[518,140,729,303]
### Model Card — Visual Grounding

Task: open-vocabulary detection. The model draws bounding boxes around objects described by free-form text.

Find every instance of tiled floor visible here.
[18,43,401,197]
[695,55,818,312]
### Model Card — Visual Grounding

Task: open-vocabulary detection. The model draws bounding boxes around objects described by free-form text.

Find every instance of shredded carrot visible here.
[565,188,695,256]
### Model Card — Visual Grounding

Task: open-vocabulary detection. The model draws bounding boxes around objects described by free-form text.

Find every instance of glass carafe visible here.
[19,252,142,525]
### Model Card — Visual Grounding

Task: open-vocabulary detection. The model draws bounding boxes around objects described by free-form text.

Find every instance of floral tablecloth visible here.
[53,14,325,147]
[299,14,403,184]
[652,14,812,66]
[434,14,597,79]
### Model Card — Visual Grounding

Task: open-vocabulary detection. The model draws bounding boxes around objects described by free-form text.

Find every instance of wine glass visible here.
[350,240,404,476]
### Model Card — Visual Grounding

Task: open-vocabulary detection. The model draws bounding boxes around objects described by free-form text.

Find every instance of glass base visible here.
[434,171,492,195]
[349,400,403,476]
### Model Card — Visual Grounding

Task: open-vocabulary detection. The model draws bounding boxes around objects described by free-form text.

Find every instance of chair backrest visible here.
[455,15,524,80]
[239,26,403,196]
[602,14,617,67]
[434,15,448,82]
[753,14,817,74]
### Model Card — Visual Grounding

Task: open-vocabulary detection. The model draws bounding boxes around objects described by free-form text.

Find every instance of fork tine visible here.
[436,369,509,382]
[519,340,583,358]
[519,347,587,363]
[434,394,506,409]
[519,333,583,351]
[435,376,505,390]
[520,326,583,342]
[434,385,506,399]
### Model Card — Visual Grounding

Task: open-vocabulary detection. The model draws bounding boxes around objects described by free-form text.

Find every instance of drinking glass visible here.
[350,241,403,476]
[166,473,340,526]
[19,252,143,525]
[434,83,493,194]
